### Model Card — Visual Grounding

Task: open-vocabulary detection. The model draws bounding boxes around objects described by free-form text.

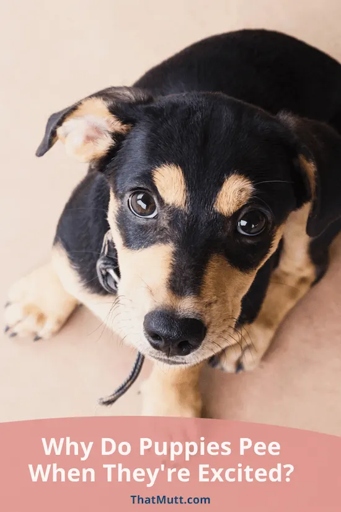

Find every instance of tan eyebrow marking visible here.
[214,174,254,216]
[152,164,187,209]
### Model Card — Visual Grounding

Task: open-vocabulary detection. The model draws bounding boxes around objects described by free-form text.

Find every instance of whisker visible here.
[66,250,102,256]
[64,207,109,213]
[137,276,156,301]
[252,195,274,216]
[88,296,122,337]
[254,180,293,186]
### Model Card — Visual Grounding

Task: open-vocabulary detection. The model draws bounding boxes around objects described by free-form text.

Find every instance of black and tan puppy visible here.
[5,30,341,416]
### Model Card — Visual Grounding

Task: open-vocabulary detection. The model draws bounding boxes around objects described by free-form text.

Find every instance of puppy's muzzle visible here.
[143,310,207,357]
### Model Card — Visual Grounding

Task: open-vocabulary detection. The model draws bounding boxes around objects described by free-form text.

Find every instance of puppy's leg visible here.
[141,362,204,417]
[215,268,314,372]
[4,258,78,340]
[4,240,118,340]
[214,205,316,372]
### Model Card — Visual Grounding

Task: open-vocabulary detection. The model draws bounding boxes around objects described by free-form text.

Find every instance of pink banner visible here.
[0,417,339,511]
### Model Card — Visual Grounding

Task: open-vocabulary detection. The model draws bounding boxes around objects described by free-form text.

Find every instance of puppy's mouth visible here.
[150,354,190,366]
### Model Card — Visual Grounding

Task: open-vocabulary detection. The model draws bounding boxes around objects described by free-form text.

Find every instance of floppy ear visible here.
[279,112,341,237]
[36,87,152,163]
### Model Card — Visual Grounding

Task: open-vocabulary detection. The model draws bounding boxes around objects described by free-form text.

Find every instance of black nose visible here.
[143,310,206,357]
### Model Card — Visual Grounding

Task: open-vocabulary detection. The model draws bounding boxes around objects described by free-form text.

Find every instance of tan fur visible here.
[299,154,317,200]
[218,203,315,371]
[56,97,130,162]
[141,363,204,417]
[214,174,254,217]
[198,254,252,348]
[152,164,187,208]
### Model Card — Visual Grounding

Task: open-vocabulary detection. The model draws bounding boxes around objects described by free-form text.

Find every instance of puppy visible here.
[5,29,341,417]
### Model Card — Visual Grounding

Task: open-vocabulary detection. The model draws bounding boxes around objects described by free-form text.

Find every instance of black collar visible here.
[96,230,120,294]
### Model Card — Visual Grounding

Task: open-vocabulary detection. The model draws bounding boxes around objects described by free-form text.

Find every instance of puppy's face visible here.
[41,88,341,366]
[102,94,304,364]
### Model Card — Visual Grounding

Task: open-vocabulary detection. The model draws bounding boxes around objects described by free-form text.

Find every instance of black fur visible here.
[49,29,341,328]
[135,29,341,119]
[54,172,110,295]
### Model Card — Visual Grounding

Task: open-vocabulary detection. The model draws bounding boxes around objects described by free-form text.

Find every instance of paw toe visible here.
[208,354,221,369]
[235,360,244,373]
[4,300,54,340]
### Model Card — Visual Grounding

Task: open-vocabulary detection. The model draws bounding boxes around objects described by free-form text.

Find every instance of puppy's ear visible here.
[36,87,152,163]
[279,113,341,237]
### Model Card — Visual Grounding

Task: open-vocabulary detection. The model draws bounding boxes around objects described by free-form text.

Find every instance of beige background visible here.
[1,0,341,433]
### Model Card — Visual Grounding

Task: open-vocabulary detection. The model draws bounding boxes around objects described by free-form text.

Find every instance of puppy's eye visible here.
[128,191,158,218]
[237,209,267,236]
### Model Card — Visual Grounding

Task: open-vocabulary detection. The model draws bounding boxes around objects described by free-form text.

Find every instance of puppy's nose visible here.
[143,310,206,356]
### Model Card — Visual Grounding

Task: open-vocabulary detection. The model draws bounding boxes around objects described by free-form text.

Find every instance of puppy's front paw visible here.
[4,264,78,340]
[210,323,274,373]
[210,343,263,373]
